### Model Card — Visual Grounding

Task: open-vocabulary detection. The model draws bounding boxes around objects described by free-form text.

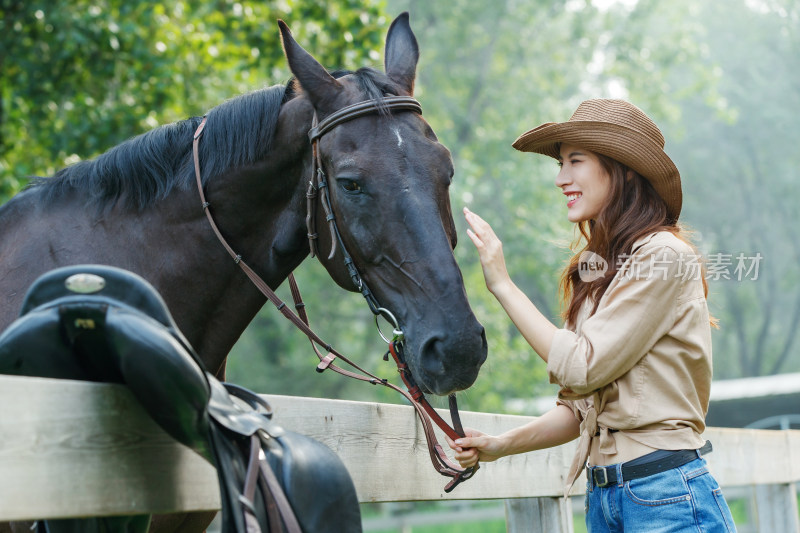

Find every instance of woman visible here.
[450,99,736,531]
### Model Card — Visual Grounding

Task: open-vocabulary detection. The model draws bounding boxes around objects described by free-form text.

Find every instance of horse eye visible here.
[340,179,362,193]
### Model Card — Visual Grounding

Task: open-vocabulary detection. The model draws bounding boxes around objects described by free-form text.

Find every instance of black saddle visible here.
[0,265,362,533]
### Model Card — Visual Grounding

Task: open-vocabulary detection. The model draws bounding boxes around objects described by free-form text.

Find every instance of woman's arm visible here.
[446,404,580,468]
[464,207,558,361]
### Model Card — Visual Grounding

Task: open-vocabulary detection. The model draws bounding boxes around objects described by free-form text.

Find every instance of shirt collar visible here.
[631,232,657,254]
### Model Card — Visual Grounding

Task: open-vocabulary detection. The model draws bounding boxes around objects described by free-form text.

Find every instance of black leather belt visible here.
[590,440,713,488]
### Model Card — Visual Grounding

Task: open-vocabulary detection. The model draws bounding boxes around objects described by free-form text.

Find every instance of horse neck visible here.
[183,97,315,374]
[203,96,314,276]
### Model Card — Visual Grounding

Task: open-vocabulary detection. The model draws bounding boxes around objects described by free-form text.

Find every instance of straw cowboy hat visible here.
[512,99,682,221]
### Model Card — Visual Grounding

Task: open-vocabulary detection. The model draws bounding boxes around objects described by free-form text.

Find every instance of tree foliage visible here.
[658,0,800,378]
[0,0,386,198]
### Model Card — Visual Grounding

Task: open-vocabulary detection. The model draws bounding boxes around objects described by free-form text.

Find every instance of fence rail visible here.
[1,374,798,532]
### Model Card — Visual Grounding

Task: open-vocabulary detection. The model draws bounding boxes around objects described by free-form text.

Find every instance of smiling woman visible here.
[450,99,735,532]
[555,145,612,223]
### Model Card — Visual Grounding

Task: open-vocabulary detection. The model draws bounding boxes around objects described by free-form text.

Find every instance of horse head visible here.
[278,14,487,396]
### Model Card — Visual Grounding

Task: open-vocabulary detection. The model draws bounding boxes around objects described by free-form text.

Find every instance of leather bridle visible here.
[192,96,477,493]
[305,97,423,321]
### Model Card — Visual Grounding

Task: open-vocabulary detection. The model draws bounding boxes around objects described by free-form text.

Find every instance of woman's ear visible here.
[626,169,635,182]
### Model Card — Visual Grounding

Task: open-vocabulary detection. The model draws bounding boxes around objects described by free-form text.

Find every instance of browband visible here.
[308,96,422,142]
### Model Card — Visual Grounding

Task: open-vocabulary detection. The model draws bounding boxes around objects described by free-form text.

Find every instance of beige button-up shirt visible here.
[547,231,712,494]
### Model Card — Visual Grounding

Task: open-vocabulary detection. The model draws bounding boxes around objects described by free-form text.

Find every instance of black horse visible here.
[0,13,487,533]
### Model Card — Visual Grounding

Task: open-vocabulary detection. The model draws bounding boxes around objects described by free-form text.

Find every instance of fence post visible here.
[504,497,574,533]
[754,483,799,533]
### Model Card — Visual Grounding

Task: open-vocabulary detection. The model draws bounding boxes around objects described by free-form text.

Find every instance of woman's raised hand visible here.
[463,207,512,295]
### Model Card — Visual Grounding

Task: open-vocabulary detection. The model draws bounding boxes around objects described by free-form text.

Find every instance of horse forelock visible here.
[289,67,403,114]
[30,83,292,210]
[336,67,402,100]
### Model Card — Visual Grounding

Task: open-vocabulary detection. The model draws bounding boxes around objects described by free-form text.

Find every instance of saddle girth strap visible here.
[241,434,302,533]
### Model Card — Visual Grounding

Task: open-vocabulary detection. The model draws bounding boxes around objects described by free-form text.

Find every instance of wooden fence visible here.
[1,374,798,532]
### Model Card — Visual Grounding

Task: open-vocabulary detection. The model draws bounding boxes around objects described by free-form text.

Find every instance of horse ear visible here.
[278,20,342,112]
[384,12,419,96]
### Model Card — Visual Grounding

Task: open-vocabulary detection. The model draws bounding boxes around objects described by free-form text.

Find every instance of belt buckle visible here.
[593,466,612,488]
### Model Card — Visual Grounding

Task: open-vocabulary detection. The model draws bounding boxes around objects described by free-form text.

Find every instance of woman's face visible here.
[555,144,612,223]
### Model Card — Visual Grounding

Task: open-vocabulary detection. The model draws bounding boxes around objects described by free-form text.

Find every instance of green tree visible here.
[661,0,800,377]
[0,0,387,200]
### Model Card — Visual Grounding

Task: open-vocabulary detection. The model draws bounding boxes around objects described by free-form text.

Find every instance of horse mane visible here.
[30,67,397,211]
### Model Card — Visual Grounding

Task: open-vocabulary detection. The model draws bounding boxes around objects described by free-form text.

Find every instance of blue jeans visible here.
[585,457,737,532]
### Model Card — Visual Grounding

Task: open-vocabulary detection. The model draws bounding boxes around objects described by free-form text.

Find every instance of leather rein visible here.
[192,96,477,492]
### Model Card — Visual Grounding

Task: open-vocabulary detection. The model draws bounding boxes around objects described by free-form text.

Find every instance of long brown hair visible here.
[559,152,712,326]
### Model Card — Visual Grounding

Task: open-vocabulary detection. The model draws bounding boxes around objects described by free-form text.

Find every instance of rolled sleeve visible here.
[547,244,685,395]
[548,328,588,391]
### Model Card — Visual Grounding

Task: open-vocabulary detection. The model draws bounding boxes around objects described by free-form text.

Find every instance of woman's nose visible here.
[555,167,570,188]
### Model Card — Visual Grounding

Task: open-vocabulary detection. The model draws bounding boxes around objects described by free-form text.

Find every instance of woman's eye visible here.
[340,180,362,193]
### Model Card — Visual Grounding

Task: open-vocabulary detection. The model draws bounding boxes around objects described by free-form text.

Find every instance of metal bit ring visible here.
[375,307,404,343]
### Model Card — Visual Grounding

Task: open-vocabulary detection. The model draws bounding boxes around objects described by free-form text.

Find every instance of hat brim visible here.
[512,120,682,221]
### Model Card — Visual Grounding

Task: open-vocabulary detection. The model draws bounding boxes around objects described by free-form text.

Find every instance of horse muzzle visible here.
[408,322,487,396]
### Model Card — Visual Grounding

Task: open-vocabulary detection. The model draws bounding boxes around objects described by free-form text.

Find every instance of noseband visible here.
[193,96,477,492]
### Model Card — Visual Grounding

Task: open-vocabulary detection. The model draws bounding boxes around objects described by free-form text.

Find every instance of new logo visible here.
[578,251,608,282]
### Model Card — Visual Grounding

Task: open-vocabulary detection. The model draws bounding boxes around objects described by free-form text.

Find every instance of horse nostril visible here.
[420,336,446,376]
[413,324,487,395]
[478,327,488,366]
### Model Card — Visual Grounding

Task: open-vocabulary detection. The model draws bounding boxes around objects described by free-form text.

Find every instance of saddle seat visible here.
[0,265,362,533]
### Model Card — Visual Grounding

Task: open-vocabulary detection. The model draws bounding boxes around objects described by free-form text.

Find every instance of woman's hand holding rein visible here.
[446,405,581,469]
